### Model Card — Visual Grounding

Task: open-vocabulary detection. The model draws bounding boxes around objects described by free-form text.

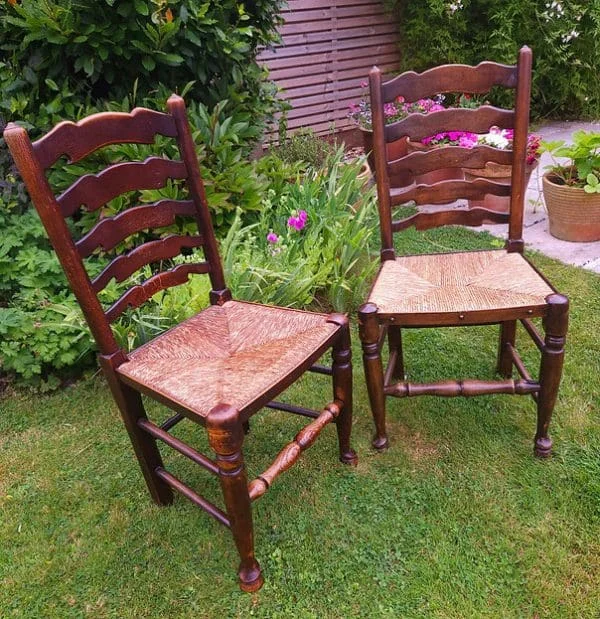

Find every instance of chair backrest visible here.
[4,95,230,357]
[369,46,532,261]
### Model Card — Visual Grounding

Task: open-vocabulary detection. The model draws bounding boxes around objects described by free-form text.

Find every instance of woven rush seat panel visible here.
[117,301,338,417]
[368,250,554,315]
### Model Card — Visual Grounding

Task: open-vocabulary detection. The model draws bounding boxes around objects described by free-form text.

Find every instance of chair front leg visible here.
[329,315,358,465]
[497,320,517,378]
[206,404,263,592]
[535,294,569,457]
[358,303,389,450]
[99,352,173,506]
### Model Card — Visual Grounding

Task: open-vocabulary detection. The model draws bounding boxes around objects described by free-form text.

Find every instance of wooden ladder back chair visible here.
[359,46,569,457]
[4,95,357,592]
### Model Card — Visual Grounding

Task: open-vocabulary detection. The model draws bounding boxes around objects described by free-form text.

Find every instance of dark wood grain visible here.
[33,107,177,169]
[382,61,517,103]
[91,235,205,292]
[535,294,569,457]
[385,106,515,143]
[390,178,511,207]
[384,378,540,397]
[247,401,341,501]
[76,199,197,257]
[388,144,513,177]
[207,405,263,592]
[105,262,210,322]
[391,207,509,232]
[58,157,187,217]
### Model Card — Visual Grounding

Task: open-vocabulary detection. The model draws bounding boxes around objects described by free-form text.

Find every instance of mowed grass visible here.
[1,227,599,618]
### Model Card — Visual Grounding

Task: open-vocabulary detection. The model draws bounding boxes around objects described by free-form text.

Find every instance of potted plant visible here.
[407,130,477,185]
[541,131,600,242]
[348,88,445,187]
[464,127,541,212]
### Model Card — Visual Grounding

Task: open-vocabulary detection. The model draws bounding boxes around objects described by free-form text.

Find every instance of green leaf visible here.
[44,78,59,91]
[134,0,150,16]
[141,56,155,71]
[157,53,184,66]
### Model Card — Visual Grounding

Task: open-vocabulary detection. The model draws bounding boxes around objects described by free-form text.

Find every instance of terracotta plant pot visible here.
[406,139,464,186]
[465,161,537,213]
[361,129,412,188]
[542,172,600,242]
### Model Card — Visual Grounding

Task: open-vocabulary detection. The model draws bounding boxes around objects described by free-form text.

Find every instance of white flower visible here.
[481,132,510,150]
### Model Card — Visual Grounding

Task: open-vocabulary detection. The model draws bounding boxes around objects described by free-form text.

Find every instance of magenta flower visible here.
[459,135,477,148]
[287,210,308,231]
[267,232,279,244]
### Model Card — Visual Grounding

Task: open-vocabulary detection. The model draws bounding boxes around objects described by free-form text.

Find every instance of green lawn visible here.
[1,228,599,618]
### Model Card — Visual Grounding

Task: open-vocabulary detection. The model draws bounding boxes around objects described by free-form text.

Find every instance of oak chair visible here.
[359,47,569,457]
[4,95,357,592]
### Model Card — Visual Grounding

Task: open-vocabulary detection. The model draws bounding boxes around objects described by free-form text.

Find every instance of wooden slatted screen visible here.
[258,0,401,139]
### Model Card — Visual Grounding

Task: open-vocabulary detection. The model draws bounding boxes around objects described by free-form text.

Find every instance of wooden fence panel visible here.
[258,0,401,140]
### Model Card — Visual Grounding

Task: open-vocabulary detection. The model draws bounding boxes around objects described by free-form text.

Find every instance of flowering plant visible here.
[478,127,542,165]
[422,131,478,149]
[349,84,445,129]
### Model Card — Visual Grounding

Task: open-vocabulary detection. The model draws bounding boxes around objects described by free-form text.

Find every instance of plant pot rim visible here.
[542,170,587,190]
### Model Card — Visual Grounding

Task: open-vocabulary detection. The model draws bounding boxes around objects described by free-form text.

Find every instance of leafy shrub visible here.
[388,0,600,119]
[269,128,338,170]
[222,150,378,311]
[1,0,283,132]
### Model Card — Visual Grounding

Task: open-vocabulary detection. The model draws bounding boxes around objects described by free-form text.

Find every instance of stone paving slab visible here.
[480,120,600,273]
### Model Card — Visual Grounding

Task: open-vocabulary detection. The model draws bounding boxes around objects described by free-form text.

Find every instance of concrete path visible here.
[481,120,600,274]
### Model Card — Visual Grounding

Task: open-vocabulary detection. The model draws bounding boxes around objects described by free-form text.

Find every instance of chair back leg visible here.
[387,325,405,381]
[99,353,174,505]
[535,294,569,457]
[206,404,263,592]
[330,316,358,465]
[497,320,517,378]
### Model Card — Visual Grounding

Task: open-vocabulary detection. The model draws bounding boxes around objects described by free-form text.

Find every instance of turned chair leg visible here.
[388,325,405,380]
[535,294,569,458]
[497,320,516,378]
[207,404,263,592]
[358,303,388,451]
[330,316,358,465]
[99,354,173,505]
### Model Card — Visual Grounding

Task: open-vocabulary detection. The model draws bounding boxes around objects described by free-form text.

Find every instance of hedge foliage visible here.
[390,0,600,119]
[0,0,283,132]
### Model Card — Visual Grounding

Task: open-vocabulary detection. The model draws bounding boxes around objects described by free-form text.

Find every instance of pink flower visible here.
[429,104,445,112]
[267,232,279,244]
[287,211,308,231]
[459,135,477,148]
